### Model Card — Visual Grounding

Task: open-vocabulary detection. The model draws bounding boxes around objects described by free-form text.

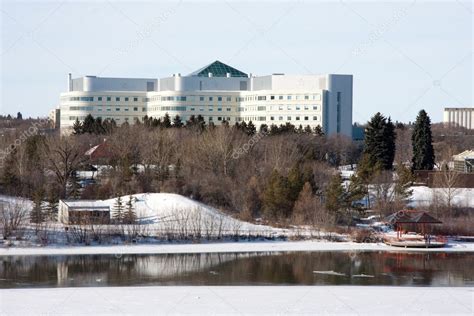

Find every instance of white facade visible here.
[443,107,474,129]
[59,61,353,137]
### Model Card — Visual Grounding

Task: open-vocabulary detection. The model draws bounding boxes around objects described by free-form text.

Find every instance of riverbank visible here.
[1,239,473,256]
[1,286,472,315]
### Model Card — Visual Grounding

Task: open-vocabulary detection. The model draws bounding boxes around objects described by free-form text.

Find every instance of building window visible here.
[226,97,231,102]
[208,107,213,112]
[279,96,283,100]
[217,96,222,102]
[313,106,318,110]
[270,116,275,121]
[287,116,291,120]
[304,95,309,100]
[304,116,308,120]
[116,97,120,101]
[296,106,301,110]
[270,95,275,100]
[218,108,222,111]
[258,96,266,101]
[279,116,283,121]
[116,108,120,111]
[133,107,138,111]
[107,97,111,101]
[134,97,138,102]
[313,116,318,120]
[218,117,222,121]
[226,108,231,111]
[287,95,292,100]
[296,116,300,120]
[209,97,213,101]
[125,97,129,101]
[107,108,111,111]
[190,107,195,111]
[98,96,103,101]
[304,106,309,110]
[200,96,204,101]
[125,108,129,111]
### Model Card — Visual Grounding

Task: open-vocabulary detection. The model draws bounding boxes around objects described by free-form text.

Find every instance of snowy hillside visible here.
[102,193,277,234]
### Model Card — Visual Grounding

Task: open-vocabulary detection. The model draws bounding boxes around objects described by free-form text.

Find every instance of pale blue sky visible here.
[1,0,472,123]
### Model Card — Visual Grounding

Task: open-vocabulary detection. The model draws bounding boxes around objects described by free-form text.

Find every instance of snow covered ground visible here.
[411,186,474,208]
[1,240,473,256]
[1,286,472,315]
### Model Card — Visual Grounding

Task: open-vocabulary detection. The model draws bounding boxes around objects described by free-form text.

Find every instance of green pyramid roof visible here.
[189,60,248,78]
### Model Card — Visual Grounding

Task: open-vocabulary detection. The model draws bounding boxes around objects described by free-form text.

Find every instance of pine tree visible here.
[313,125,324,136]
[68,171,81,199]
[82,114,95,133]
[72,118,83,135]
[364,112,396,170]
[246,121,256,136]
[262,170,292,219]
[113,196,124,223]
[259,124,269,134]
[46,189,59,221]
[411,109,435,170]
[304,125,312,134]
[173,115,183,128]
[162,113,172,128]
[325,173,344,223]
[287,165,304,203]
[394,164,413,207]
[16,112,23,120]
[30,188,45,224]
[123,195,137,224]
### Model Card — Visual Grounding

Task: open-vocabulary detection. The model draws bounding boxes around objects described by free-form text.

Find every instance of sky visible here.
[0,0,472,124]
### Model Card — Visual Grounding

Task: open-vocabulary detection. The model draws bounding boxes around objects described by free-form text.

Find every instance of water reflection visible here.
[0,251,472,288]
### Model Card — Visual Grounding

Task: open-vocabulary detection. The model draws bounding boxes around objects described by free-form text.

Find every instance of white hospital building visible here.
[58,61,353,137]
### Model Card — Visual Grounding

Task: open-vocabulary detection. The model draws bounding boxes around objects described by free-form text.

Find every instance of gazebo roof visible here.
[386,211,442,225]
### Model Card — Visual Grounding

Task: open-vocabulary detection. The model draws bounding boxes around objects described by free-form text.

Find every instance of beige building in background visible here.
[443,107,474,129]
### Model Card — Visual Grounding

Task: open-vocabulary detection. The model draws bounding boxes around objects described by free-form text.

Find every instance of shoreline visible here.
[1,240,473,256]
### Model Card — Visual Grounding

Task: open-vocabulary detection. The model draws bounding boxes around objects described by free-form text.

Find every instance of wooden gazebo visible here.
[385,210,444,247]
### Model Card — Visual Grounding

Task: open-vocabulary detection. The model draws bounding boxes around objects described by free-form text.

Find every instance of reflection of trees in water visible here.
[0,252,473,287]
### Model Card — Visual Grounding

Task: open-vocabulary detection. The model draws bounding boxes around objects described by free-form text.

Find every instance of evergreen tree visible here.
[30,188,45,224]
[246,121,256,136]
[82,114,95,133]
[364,112,396,170]
[162,113,172,128]
[93,117,105,134]
[123,195,137,224]
[325,173,345,223]
[287,165,304,203]
[411,109,435,170]
[68,171,81,199]
[262,170,292,219]
[46,190,59,221]
[16,112,23,120]
[72,118,83,135]
[259,124,269,134]
[394,164,413,207]
[113,196,124,223]
[0,147,21,195]
[173,115,183,128]
[313,125,324,136]
[304,125,312,134]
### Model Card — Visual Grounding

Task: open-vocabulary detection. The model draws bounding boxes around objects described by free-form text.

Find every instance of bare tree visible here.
[0,200,29,239]
[42,136,85,198]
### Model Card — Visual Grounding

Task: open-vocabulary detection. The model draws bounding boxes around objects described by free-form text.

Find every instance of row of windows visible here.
[146,94,322,103]
[70,106,146,112]
[147,105,320,112]
[269,116,318,121]
[68,96,142,102]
